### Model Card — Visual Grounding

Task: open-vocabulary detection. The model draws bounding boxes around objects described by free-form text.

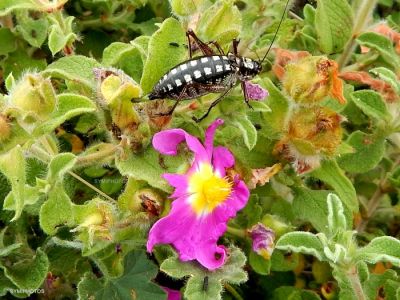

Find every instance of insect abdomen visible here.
[148,55,234,100]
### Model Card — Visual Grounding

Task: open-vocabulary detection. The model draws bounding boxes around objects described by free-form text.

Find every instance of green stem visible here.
[67,170,116,203]
[75,145,117,167]
[346,266,366,300]
[224,283,244,300]
[226,226,247,239]
[337,0,379,69]
[78,9,135,30]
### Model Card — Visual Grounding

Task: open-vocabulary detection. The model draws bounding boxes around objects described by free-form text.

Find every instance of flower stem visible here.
[346,266,366,300]
[226,226,247,239]
[224,283,244,300]
[75,145,117,167]
[337,0,379,69]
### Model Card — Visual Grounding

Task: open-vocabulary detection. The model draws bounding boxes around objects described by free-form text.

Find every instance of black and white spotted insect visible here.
[148,0,290,122]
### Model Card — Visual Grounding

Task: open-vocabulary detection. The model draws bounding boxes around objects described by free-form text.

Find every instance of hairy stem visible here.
[347,266,366,300]
[337,0,379,69]
[226,226,247,239]
[75,145,117,167]
[224,283,244,300]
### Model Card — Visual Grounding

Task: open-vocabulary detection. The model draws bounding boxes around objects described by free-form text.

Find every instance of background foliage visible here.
[0,0,400,299]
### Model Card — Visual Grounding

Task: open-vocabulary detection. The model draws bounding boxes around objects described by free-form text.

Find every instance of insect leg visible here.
[193,87,233,122]
[241,81,253,109]
[207,41,224,55]
[186,29,215,56]
[232,38,240,56]
[155,86,188,116]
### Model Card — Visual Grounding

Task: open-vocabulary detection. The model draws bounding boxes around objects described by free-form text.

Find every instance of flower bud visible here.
[282,56,346,105]
[134,188,163,217]
[9,73,56,120]
[274,106,343,173]
[0,114,11,142]
[248,223,275,260]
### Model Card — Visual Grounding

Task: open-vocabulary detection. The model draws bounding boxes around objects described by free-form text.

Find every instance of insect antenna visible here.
[259,0,291,64]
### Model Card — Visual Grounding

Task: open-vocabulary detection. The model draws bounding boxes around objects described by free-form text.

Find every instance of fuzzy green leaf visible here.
[249,251,271,275]
[161,247,247,300]
[170,0,206,16]
[43,55,102,88]
[0,146,26,221]
[337,131,386,173]
[276,232,325,261]
[363,270,400,300]
[77,250,166,300]
[16,16,49,48]
[356,32,400,68]
[233,116,257,150]
[357,236,400,267]
[140,18,187,94]
[0,244,22,257]
[197,0,242,45]
[262,78,290,137]
[351,90,390,122]
[326,193,347,234]
[48,20,76,56]
[310,159,358,213]
[34,93,96,135]
[370,67,400,93]
[315,0,353,54]
[39,184,74,235]
[116,147,188,193]
[2,49,46,78]
[47,153,77,183]
[273,286,321,300]
[0,28,16,55]
[1,248,49,291]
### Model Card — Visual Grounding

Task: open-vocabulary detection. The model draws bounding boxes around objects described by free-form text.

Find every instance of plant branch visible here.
[224,283,244,300]
[337,0,379,69]
[346,266,366,300]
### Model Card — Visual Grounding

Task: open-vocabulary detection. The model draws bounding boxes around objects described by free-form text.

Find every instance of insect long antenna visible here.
[260,0,291,64]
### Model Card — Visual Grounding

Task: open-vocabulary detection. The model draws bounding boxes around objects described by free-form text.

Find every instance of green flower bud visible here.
[133,188,163,216]
[9,73,56,120]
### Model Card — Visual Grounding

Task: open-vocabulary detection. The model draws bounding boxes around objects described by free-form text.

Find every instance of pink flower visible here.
[248,223,275,259]
[161,287,181,300]
[147,119,249,270]
[244,82,269,101]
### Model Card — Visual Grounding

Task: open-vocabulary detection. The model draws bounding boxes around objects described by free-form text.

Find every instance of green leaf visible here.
[315,0,353,54]
[2,248,49,291]
[337,131,386,173]
[39,184,74,235]
[197,0,241,45]
[356,32,400,68]
[363,270,400,300]
[357,236,400,267]
[161,247,247,300]
[276,232,325,261]
[310,159,358,213]
[351,90,390,122]
[292,188,330,234]
[2,49,46,78]
[47,153,76,183]
[116,147,188,193]
[249,251,271,275]
[370,67,400,93]
[0,0,40,16]
[273,286,321,300]
[326,193,347,234]
[233,116,257,150]
[0,244,22,257]
[77,250,166,300]
[0,146,26,221]
[43,55,102,88]
[140,18,187,94]
[0,28,16,55]
[34,93,96,135]
[170,0,206,16]
[48,16,76,56]
[262,78,290,137]
[16,15,49,48]
[270,251,299,272]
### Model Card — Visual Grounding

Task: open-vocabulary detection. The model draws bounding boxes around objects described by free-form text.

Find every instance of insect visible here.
[202,276,209,291]
[148,0,291,122]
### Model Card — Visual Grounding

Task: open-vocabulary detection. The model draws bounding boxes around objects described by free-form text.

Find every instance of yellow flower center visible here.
[188,163,232,215]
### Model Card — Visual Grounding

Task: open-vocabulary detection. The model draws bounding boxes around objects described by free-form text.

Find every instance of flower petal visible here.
[204,119,224,156]
[163,173,188,199]
[212,146,234,176]
[244,82,269,101]
[152,129,208,162]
